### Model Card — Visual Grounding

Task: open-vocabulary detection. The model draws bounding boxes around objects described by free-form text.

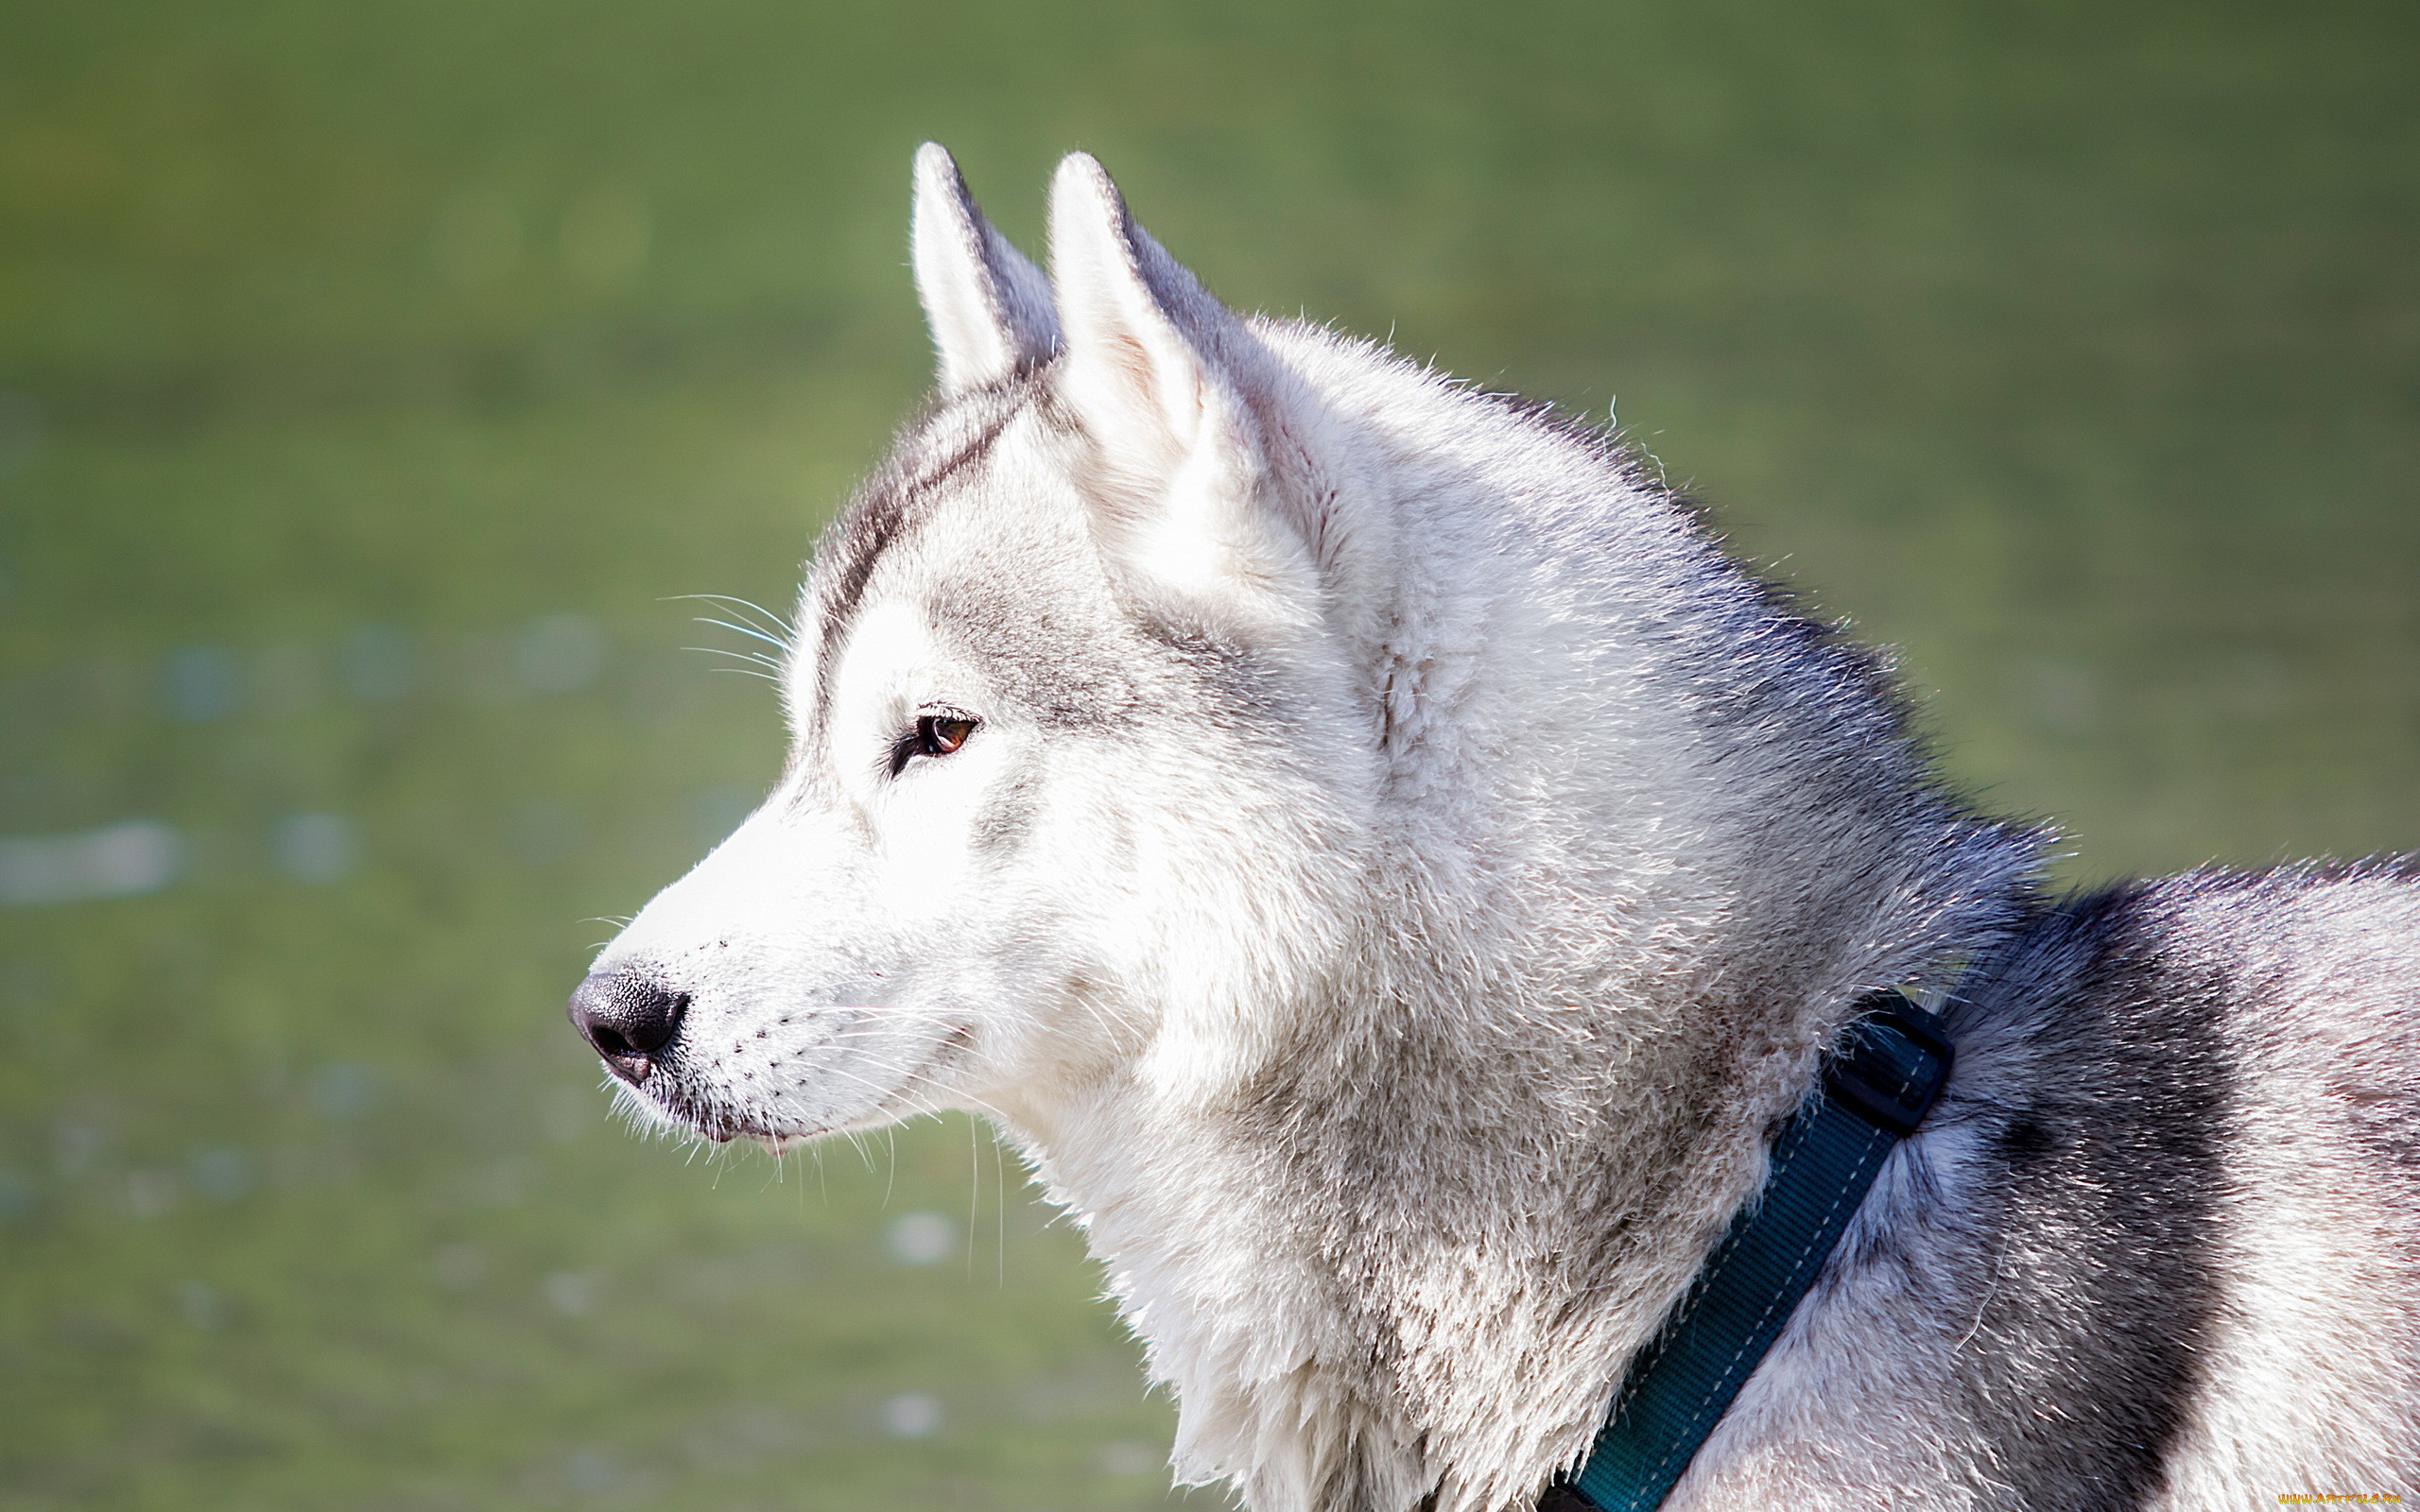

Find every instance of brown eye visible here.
[917,715,976,757]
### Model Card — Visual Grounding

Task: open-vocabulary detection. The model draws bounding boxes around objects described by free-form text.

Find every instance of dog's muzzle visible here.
[567,971,689,1085]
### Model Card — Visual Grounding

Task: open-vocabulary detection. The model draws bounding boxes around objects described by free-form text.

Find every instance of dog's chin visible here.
[614,1065,938,1150]
[609,1077,745,1143]
[633,1093,826,1148]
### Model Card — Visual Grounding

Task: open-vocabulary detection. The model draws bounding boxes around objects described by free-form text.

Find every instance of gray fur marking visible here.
[1949,888,2227,1508]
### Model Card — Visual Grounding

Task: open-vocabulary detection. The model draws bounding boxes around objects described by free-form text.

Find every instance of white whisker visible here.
[694,615,793,654]
[665,592,796,643]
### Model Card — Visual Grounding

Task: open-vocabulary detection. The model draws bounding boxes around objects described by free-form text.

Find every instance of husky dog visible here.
[569,146,2420,1511]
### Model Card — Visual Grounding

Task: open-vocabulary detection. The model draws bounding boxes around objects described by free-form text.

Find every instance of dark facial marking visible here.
[971,762,1041,859]
[804,398,1022,765]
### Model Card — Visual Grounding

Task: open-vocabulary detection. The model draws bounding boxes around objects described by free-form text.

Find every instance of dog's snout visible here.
[567,972,689,1085]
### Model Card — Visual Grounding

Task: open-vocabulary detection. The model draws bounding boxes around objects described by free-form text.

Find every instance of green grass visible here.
[1,0,2414,1506]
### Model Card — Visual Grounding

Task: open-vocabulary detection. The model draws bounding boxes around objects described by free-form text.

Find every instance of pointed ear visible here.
[1046,152,1318,617]
[911,143,1058,394]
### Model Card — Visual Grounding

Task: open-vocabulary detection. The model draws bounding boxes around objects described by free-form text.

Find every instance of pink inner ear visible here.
[1104,332,1158,396]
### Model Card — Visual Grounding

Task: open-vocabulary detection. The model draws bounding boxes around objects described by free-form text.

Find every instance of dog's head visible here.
[570,147,1383,1145]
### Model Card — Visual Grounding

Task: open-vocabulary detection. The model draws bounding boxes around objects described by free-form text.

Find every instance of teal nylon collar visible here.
[1545,991,1956,1512]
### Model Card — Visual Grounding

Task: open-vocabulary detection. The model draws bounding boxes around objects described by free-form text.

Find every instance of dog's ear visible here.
[1046,152,1320,623]
[911,143,1059,395]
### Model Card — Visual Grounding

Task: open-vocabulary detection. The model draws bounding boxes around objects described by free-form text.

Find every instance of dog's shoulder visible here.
[2118,860,2420,1073]
[1806,868,2420,1509]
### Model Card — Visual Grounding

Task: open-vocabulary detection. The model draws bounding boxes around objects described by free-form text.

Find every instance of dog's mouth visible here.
[616,1073,754,1143]
[624,1069,849,1146]
[615,1018,977,1148]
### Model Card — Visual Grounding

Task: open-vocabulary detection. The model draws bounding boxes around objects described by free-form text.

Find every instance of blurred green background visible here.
[1,1,2413,1507]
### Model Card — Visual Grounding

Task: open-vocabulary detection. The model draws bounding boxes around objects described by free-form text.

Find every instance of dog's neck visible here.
[1006,955,1998,1512]
[997,338,2042,1512]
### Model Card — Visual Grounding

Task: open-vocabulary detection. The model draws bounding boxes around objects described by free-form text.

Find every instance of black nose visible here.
[567,972,689,1085]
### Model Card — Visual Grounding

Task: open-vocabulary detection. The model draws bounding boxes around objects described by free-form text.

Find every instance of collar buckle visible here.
[1819,991,1956,1139]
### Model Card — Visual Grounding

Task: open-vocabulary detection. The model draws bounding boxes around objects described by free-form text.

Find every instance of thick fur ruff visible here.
[579,146,2420,1510]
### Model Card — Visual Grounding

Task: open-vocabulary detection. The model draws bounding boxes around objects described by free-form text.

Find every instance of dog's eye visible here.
[918,715,976,757]
[886,712,979,777]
